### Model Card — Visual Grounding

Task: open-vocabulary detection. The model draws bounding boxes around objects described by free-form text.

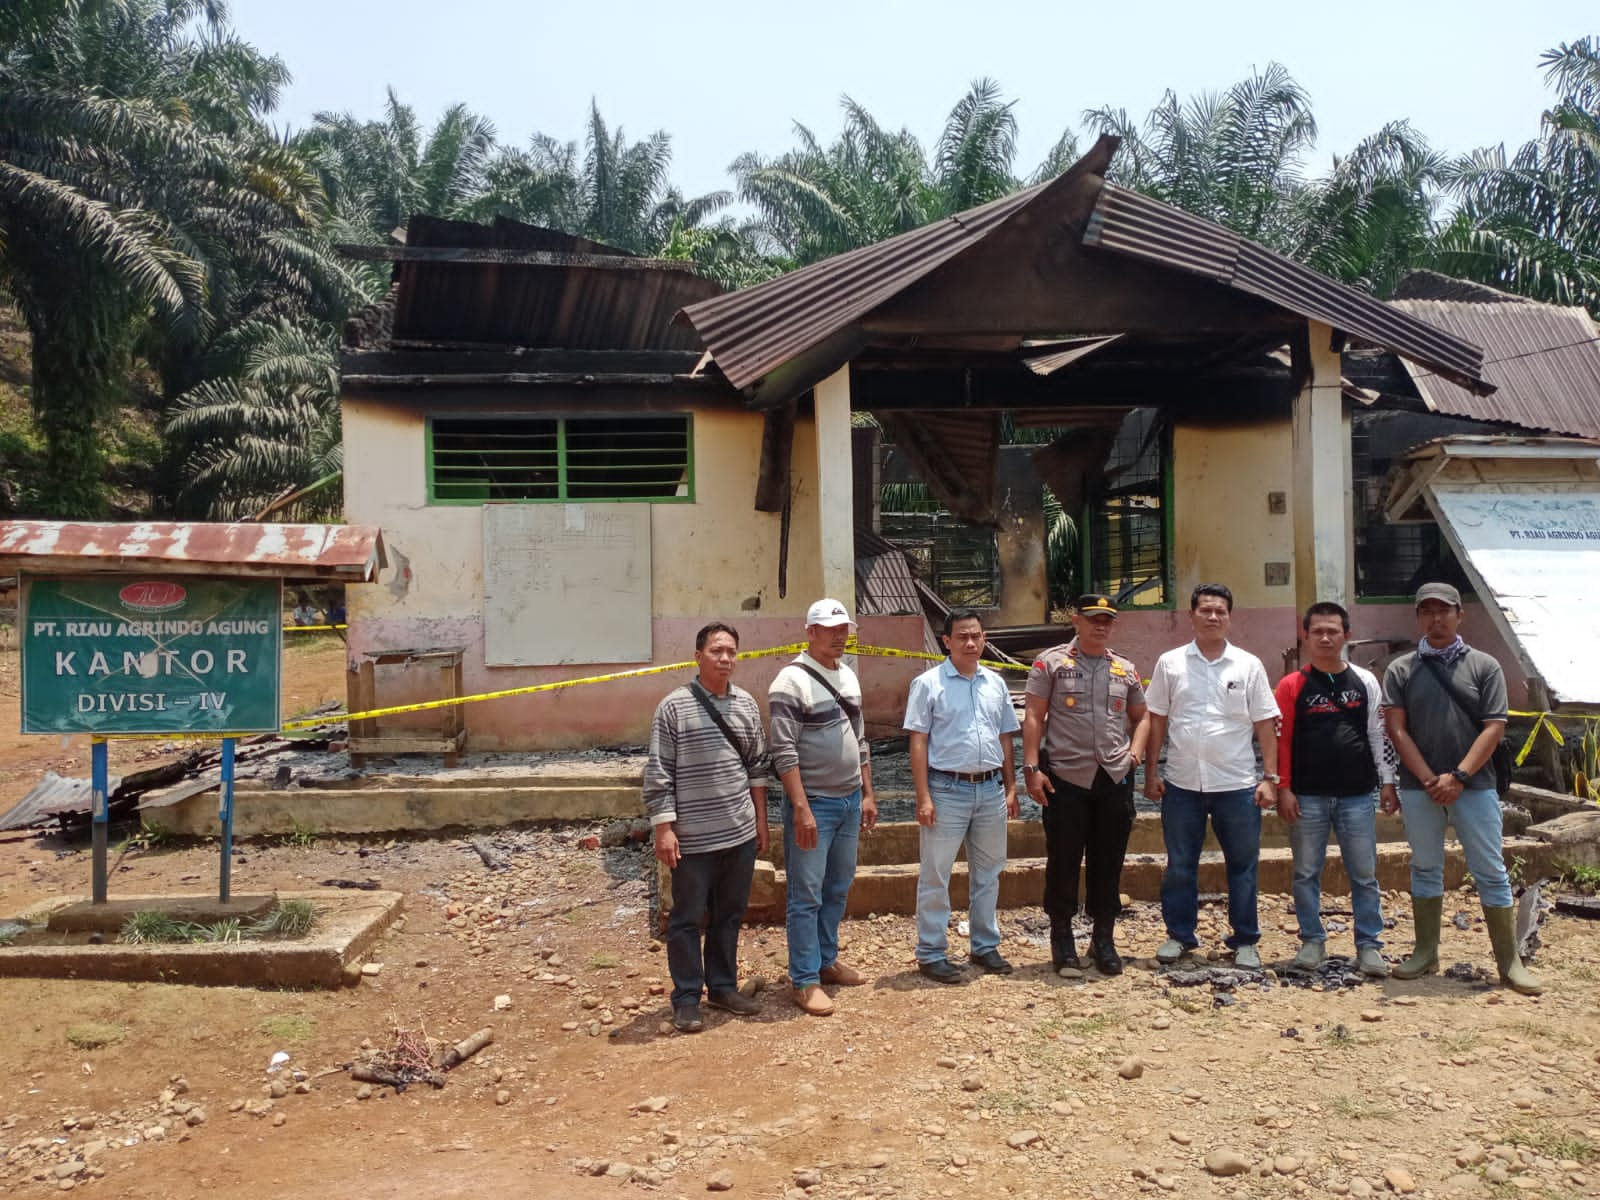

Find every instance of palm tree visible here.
[298,90,498,239]
[933,77,1019,213]
[163,318,342,520]
[471,101,728,256]
[1,0,356,515]
[1083,62,1318,246]
[1288,121,1447,296]
[1432,39,1600,311]
[734,80,1078,265]
[466,131,584,230]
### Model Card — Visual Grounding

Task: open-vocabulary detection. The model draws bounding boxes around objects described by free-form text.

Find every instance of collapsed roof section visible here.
[677,135,1491,411]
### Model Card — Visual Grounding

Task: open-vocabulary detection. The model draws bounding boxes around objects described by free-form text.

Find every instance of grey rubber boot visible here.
[1482,904,1543,995]
[1392,895,1442,980]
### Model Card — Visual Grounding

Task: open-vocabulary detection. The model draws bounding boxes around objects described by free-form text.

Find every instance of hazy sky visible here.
[231,0,1594,200]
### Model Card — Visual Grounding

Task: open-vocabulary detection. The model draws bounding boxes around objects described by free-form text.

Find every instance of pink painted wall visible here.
[348,612,929,750]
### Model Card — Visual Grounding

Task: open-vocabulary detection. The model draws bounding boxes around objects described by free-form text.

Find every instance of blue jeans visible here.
[1160,783,1261,949]
[783,788,862,988]
[666,838,759,1009]
[916,774,1008,963]
[1399,785,1511,907]
[1287,793,1384,949]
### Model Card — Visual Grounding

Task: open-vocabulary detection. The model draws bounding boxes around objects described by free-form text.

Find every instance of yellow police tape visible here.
[284,623,348,632]
[272,639,1033,733]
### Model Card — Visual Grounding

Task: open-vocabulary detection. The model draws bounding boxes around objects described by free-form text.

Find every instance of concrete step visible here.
[700,837,1560,923]
[811,813,1412,870]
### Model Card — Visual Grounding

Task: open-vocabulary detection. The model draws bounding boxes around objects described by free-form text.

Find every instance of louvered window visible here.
[427,415,693,503]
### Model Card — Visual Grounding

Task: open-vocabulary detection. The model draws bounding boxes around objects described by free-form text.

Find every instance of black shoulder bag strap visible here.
[1417,653,1484,728]
[687,680,755,772]
[795,662,862,724]
[1415,653,1512,792]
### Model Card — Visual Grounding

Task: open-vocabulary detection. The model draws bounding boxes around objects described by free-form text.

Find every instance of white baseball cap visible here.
[805,598,854,628]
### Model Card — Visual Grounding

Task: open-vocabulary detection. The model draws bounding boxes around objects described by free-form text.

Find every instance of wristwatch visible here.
[1262,773,1281,785]
[1450,767,1470,784]
[1023,764,1041,775]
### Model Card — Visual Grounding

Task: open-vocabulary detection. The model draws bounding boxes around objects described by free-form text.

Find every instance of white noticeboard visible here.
[482,504,652,666]
[1429,488,1600,703]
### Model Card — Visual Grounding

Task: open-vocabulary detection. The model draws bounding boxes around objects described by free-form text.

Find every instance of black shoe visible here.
[1051,925,1080,970]
[918,958,966,984]
[969,950,1014,975]
[1089,924,1124,976]
[672,1004,704,1032]
[706,989,761,1016]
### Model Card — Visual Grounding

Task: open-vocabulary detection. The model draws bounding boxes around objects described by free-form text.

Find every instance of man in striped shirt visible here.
[644,622,771,1033]
[770,598,877,1016]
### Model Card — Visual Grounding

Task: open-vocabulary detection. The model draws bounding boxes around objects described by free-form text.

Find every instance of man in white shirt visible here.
[1143,583,1280,969]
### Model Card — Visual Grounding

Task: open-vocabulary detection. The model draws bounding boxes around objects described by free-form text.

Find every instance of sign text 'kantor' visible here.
[20,577,282,734]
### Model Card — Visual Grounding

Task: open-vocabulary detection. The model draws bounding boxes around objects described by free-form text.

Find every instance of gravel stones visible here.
[1383,1166,1418,1193]
[1204,1149,1252,1176]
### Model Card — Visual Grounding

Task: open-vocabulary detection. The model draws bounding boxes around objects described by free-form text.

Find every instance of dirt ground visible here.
[2,642,1599,1199]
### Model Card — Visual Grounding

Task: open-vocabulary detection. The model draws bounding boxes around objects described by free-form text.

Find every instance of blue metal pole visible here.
[91,738,108,904]
[219,737,235,904]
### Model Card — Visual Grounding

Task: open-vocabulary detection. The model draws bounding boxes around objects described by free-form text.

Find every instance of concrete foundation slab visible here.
[48,894,276,933]
[0,890,403,988]
[147,785,642,837]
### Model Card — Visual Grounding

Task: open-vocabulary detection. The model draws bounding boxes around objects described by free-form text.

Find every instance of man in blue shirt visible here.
[904,609,1021,983]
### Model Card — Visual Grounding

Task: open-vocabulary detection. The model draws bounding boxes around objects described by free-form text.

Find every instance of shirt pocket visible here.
[1056,673,1088,713]
[1220,677,1251,719]
[1107,678,1130,717]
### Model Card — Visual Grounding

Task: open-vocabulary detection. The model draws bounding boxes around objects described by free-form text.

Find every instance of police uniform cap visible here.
[1075,594,1119,617]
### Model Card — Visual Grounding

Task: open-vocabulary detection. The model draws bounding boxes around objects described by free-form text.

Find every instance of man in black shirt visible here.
[1272,602,1397,977]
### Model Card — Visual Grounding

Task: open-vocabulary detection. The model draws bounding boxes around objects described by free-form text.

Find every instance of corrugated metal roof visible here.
[0,771,123,832]
[0,522,387,581]
[678,136,1491,404]
[1387,299,1600,437]
[678,182,1054,393]
[381,214,721,351]
[1083,186,1489,394]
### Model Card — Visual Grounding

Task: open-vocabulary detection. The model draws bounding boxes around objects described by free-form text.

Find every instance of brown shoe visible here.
[791,984,835,1016]
[819,961,867,987]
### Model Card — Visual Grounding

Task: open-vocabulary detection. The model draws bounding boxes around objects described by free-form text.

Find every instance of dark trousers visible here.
[666,837,758,1009]
[1040,766,1135,927]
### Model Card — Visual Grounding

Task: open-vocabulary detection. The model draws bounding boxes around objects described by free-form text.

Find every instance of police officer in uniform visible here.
[1022,595,1150,975]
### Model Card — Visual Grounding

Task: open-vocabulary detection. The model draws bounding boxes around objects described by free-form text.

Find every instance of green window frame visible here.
[426,414,695,504]
[1081,415,1172,609]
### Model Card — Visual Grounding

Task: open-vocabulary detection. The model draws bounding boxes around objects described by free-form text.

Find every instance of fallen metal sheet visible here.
[137,773,222,811]
[0,771,124,832]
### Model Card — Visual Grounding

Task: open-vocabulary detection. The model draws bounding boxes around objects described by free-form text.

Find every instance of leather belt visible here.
[931,767,1001,783]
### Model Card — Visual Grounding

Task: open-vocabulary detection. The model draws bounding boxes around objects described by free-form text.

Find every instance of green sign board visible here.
[20,576,282,735]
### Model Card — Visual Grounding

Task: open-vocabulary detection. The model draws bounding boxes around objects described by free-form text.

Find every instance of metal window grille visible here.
[1087,412,1168,606]
[878,509,999,607]
[1351,411,1458,597]
[429,415,692,503]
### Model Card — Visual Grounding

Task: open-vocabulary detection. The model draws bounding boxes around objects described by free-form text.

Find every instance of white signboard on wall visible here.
[1430,488,1600,703]
[482,504,652,666]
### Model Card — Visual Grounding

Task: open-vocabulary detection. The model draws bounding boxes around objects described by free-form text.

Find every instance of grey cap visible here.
[1415,581,1462,608]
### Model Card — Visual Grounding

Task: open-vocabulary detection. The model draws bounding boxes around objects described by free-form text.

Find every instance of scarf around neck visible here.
[1418,635,1469,666]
